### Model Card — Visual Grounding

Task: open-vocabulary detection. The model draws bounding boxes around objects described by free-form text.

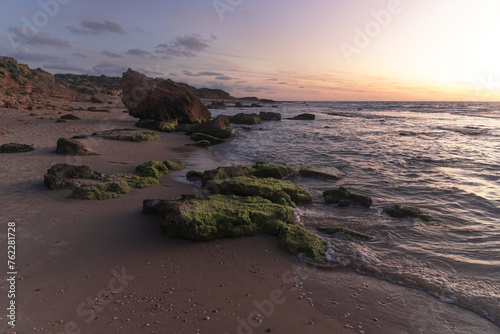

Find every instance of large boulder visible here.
[120,69,211,124]
[259,111,281,121]
[56,138,98,156]
[187,115,233,139]
[288,113,315,120]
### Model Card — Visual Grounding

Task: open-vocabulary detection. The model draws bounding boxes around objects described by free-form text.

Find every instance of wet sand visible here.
[0,100,498,333]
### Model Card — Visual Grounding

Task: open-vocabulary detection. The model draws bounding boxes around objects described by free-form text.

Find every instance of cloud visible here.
[156,33,213,58]
[126,49,151,56]
[169,72,177,76]
[267,78,278,81]
[43,63,86,73]
[234,81,247,85]
[91,63,128,76]
[10,46,61,62]
[71,52,88,58]
[68,20,125,35]
[102,50,123,58]
[278,82,288,85]
[215,76,234,81]
[243,86,270,93]
[182,70,226,77]
[8,27,70,47]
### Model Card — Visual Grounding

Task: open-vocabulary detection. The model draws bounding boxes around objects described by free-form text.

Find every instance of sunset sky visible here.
[1,0,499,101]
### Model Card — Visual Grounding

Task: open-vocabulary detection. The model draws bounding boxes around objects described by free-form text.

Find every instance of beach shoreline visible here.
[1,100,498,333]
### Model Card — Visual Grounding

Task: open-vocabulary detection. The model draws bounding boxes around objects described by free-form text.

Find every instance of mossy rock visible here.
[158,122,176,133]
[186,170,203,181]
[323,186,372,208]
[206,175,312,207]
[317,227,372,240]
[174,124,194,132]
[135,160,169,178]
[187,140,212,147]
[190,132,224,145]
[253,161,297,179]
[95,130,159,142]
[201,166,256,186]
[71,180,131,200]
[228,113,262,125]
[164,160,185,171]
[108,173,159,189]
[383,204,432,221]
[153,195,293,241]
[278,225,325,260]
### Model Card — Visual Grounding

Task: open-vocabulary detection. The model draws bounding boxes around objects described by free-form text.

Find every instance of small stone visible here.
[204,316,211,321]
[266,329,272,333]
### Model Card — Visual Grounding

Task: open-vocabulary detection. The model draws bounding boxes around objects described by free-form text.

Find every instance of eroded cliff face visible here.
[0,56,78,109]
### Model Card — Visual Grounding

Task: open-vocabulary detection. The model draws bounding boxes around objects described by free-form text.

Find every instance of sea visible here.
[207,101,500,327]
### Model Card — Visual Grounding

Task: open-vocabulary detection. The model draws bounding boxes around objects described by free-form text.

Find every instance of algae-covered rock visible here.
[228,113,262,125]
[299,166,343,180]
[259,111,281,121]
[44,163,102,190]
[206,176,312,207]
[252,161,298,179]
[135,160,169,178]
[317,227,372,240]
[93,129,159,142]
[190,132,224,145]
[186,170,203,181]
[383,204,432,221]
[201,166,256,186]
[323,186,372,208]
[135,119,176,133]
[187,115,232,139]
[278,225,325,260]
[71,179,131,200]
[145,195,293,241]
[164,160,185,171]
[107,173,159,189]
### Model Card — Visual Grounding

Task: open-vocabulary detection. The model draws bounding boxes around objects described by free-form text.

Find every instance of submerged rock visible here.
[56,138,98,156]
[299,166,343,180]
[120,69,211,123]
[0,143,34,153]
[186,170,204,181]
[323,186,372,208]
[201,166,255,186]
[187,115,233,139]
[317,227,372,240]
[252,161,298,179]
[187,140,212,147]
[143,194,325,259]
[228,113,262,124]
[383,204,432,221]
[288,113,315,120]
[189,132,224,145]
[259,111,281,121]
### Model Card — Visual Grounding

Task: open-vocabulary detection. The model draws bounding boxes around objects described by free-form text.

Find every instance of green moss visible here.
[190,132,224,145]
[201,166,256,186]
[278,225,325,260]
[383,204,432,221]
[186,170,203,181]
[135,160,169,178]
[158,122,176,133]
[206,175,312,207]
[187,140,212,147]
[71,180,131,200]
[317,227,372,240]
[253,161,297,179]
[212,126,233,140]
[164,160,185,171]
[109,173,159,188]
[98,131,159,142]
[323,186,372,208]
[166,195,293,241]
[174,124,194,132]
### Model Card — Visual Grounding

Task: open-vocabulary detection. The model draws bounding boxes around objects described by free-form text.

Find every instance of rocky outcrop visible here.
[56,138,98,156]
[0,57,77,109]
[120,69,211,124]
[187,115,233,139]
[227,113,262,125]
[288,113,315,120]
[44,164,102,190]
[260,112,281,121]
[0,143,34,153]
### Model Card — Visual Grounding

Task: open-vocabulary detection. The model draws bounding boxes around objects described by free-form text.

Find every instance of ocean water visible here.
[208,101,500,327]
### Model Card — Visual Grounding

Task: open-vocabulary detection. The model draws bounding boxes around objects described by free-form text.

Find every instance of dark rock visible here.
[201,166,255,186]
[253,161,297,179]
[259,112,281,121]
[120,69,211,123]
[135,119,176,132]
[288,113,315,120]
[383,204,432,221]
[56,119,67,123]
[317,227,372,240]
[92,129,159,142]
[56,138,98,156]
[44,163,102,190]
[60,114,80,120]
[235,102,243,107]
[187,115,233,139]
[87,106,110,112]
[0,143,34,153]
[250,103,262,108]
[299,166,343,180]
[186,170,203,181]
[228,113,262,125]
[323,187,372,208]
[90,93,108,104]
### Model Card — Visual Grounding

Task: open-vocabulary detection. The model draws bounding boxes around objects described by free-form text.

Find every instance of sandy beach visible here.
[1,100,498,334]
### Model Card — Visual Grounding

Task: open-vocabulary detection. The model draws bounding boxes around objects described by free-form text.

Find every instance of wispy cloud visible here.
[68,20,125,35]
[8,27,70,47]
[127,48,151,56]
[102,50,123,58]
[183,70,223,77]
[156,34,214,58]
[215,76,234,81]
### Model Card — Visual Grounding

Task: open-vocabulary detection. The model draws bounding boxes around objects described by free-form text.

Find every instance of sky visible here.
[1,0,499,101]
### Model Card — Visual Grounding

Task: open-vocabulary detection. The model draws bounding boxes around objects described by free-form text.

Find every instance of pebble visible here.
[204,316,211,321]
